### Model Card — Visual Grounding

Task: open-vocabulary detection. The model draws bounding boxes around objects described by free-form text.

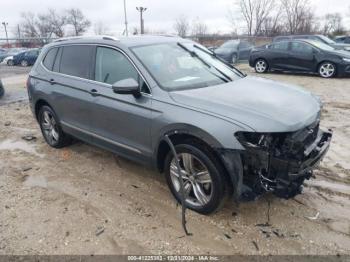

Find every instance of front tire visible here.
[164,143,227,215]
[318,62,336,78]
[38,106,71,148]
[254,59,268,73]
[231,54,238,64]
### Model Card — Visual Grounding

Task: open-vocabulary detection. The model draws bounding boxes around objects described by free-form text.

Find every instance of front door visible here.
[288,42,316,72]
[89,46,153,164]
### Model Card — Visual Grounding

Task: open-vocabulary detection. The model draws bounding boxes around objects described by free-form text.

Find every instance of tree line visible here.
[15,8,91,39]
[174,0,350,38]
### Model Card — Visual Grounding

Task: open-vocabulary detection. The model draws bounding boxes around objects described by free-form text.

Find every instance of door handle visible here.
[90,89,99,97]
[49,79,56,85]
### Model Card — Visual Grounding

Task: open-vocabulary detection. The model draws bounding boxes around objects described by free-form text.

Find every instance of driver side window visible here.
[94,47,150,94]
[95,47,138,85]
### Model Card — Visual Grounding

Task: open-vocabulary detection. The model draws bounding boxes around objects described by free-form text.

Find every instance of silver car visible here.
[27,36,332,214]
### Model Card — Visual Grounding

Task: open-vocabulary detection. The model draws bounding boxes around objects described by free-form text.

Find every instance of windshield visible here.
[131,42,241,91]
[308,40,335,51]
[318,35,335,44]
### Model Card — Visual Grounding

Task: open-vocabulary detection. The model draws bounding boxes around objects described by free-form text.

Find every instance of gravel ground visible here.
[0,64,349,255]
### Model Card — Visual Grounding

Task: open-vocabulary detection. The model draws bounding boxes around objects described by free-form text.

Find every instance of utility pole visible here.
[2,22,9,48]
[123,0,128,36]
[136,7,147,34]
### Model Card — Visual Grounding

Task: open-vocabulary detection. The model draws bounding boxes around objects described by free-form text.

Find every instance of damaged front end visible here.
[235,120,332,200]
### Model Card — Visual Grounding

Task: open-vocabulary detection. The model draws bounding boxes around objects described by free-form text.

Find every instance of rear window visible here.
[43,48,58,71]
[59,45,94,79]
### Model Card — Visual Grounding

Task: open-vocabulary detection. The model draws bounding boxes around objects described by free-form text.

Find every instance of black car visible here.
[249,39,350,78]
[273,35,350,52]
[335,36,350,44]
[12,49,40,66]
[214,40,254,64]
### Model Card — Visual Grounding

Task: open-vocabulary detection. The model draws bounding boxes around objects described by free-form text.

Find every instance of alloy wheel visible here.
[319,63,335,78]
[41,111,59,145]
[170,153,213,207]
[21,60,28,67]
[232,54,238,64]
[255,60,267,73]
[7,60,14,66]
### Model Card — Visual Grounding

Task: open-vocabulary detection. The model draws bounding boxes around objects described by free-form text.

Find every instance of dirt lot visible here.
[0,64,350,255]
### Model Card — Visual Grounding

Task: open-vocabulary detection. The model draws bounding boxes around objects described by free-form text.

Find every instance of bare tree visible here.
[173,15,190,38]
[280,0,314,34]
[20,12,40,38]
[47,9,67,37]
[66,8,91,36]
[94,21,110,35]
[322,13,345,36]
[191,18,208,37]
[236,0,276,36]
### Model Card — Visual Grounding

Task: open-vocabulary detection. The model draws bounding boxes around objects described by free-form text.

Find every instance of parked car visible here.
[13,49,40,66]
[4,55,15,66]
[28,36,332,214]
[273,35,350,51]
[214,40,254,64]
[0,48,26,63]
[249,39,350,78]
[335,36,350,44]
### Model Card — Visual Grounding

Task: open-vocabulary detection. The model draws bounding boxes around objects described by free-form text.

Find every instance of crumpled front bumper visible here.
[271,128,332,198]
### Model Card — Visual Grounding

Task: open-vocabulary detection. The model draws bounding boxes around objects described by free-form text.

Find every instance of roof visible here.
[50,35,187,48]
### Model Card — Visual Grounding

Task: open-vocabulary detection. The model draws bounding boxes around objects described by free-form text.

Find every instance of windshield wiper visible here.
[193,44,246,77]
[177,42,230,83]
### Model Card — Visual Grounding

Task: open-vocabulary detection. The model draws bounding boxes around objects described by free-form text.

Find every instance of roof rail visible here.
[53,35,119,42]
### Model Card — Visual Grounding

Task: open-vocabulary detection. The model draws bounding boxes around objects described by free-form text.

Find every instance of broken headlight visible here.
[235,132,275,150]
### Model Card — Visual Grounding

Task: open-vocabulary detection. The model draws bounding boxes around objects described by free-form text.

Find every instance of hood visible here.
[169,76,321,132]
[333,43,350,51]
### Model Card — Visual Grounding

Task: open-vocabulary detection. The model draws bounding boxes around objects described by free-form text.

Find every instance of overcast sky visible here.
[1,0,349,38]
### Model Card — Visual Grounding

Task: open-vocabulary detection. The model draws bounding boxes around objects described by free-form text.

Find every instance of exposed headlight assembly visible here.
[343,58,350,63]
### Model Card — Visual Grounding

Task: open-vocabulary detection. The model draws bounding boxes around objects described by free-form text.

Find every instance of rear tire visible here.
[164,143,227,215]
[38,106,72,148]
[21,60,28,67]
[254,59,268,73]
[231,54,238,64]
[7,60,14,66]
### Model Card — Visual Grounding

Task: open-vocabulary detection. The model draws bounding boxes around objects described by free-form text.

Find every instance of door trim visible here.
[61,120,142,154]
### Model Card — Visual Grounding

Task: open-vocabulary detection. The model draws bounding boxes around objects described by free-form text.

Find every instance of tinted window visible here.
[43,48,58,71]
[60,45,94,79]
[239,41,252,49]
[272,42,289,51]
[95,47,139,85]
[291,42,314,54]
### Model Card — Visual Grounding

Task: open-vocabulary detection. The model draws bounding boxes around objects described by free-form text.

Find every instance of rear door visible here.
[89,46,153,164]
[288,42,316,72]
[47,45,96,142]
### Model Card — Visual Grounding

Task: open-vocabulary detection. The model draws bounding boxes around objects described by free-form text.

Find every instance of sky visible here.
[0,0,349,38]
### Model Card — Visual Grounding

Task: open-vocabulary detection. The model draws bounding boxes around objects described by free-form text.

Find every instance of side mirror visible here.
[112,78,141,97]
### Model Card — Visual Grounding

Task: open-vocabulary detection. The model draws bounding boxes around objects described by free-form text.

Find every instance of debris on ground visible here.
[252,240,259,251]
[95,226,105,237]
[306,212,320,221]
[4,121,11,126]
[21,135,37,141]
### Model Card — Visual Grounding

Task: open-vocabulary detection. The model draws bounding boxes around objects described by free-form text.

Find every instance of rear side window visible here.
[59,45,94,79]
[94,47,138,85]
[43,48,58,71]
[272,42,289,51]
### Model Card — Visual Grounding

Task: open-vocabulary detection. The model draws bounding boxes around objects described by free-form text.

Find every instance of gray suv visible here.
[27,36,332,214]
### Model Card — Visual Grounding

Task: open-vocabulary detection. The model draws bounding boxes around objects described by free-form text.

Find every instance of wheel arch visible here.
[34,99,52,121]
[155,127,241,197]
